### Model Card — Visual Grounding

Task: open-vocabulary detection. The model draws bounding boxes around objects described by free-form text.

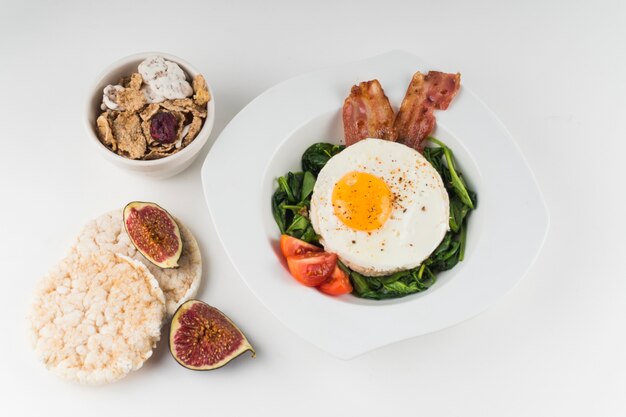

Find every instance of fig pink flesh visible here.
[173,303,244,368]
[126,206,180,263]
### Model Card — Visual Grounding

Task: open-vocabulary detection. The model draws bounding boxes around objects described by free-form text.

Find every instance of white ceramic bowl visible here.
[84,52,215,178]
[201,51,549,359]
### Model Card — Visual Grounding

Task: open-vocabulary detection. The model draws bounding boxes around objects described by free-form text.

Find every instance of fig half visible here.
[169,300,255,370]
[123,201,183,269]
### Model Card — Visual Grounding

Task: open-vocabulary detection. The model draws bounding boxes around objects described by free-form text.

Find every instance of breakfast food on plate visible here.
[72,209,201,316]
[123,202,183,269]
[272,71,475,299]
[169,300,255,370]
[342,80,396,145]
[29,250,165,384]
[96,55,211,160]
[393,71,461,151]
[342,71,461,151]
[310,138,449,276]
[279,234,352,294]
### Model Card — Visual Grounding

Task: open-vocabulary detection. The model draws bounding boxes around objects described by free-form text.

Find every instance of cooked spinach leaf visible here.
[271,170,319,244]
[301,143,345,176]
[271,190,289,234]
[427,137,475,209]
[349,264,437,299]
[301,171,316,201]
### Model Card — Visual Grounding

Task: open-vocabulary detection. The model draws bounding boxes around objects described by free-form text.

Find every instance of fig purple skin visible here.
[169,300,255,370]
[150,112,178,144]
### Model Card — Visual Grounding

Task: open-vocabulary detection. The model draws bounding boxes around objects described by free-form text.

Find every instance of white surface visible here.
[201,50,548,359]
[0,0,624,415]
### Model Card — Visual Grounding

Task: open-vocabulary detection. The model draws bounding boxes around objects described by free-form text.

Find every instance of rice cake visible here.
[71,210,202,316]
[29,251,165,384]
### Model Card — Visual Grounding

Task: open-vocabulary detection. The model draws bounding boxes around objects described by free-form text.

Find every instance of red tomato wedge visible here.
[286,252,337,287]
[319,265,353,296]
[280,235,322,258]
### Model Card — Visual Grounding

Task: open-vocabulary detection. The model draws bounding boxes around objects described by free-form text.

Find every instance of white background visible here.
[1,0,625,415]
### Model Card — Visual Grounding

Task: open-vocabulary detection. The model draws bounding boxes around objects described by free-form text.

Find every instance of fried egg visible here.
[309,138,449,276]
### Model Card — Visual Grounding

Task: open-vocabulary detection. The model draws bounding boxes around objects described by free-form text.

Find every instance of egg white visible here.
[310,138,450,277]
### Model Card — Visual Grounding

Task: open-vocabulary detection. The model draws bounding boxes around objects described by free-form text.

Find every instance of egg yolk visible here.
[332,171,392,231]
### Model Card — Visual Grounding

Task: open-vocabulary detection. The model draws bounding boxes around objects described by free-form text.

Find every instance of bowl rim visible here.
[84,51,215,167]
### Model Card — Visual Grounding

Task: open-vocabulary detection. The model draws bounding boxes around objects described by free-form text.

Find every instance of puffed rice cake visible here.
[71,210,202,316]
[29,251,165,384]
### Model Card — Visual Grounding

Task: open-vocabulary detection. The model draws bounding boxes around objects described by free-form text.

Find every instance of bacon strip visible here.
[342,80,396,146]
[393,71,461,151]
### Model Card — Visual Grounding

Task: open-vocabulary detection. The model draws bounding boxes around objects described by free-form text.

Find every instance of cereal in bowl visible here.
[96,56,211,160]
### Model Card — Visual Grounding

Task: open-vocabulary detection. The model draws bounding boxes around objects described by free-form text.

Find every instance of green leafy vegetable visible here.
[271,143,345,244]
[271,138,476,300]
[427,137,475,208]
[349,264,437,299]
[271,189,289,234]
[301,143,345,176]
[301,171,316,201]
[271,169,320,244]
[459,220,468,262]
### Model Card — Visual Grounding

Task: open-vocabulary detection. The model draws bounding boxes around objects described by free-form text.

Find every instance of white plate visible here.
[201,50,549,359]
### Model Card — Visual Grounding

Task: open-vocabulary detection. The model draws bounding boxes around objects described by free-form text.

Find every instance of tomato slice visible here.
[280,235,322,258]
[319,265,353,295]
[286,252,337,287]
